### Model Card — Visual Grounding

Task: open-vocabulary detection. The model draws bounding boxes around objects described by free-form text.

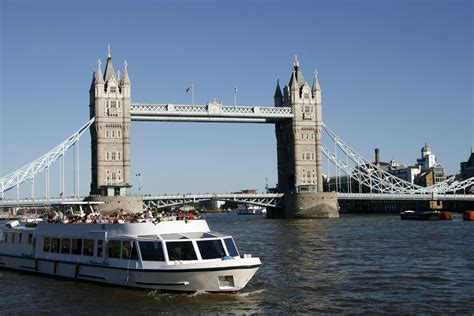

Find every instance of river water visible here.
[0,213,473,314]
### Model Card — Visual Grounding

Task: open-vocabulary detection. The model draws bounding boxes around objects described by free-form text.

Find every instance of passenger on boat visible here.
[187,211,195,220]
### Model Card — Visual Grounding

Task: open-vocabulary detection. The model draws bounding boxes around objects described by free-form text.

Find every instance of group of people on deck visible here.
[41,208,200,224]
[177,210,196,221]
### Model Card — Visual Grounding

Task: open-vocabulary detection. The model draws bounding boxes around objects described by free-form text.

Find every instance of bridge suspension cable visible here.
[321,123,473,195]
[0,118,95,198]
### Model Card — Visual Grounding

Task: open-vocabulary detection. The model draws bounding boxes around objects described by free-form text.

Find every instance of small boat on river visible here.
[400,210,441,220]
[0,209,261,292]
[237,204,267,215]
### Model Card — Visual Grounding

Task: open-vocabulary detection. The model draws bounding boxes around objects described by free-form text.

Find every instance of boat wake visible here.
[235,288,265,297]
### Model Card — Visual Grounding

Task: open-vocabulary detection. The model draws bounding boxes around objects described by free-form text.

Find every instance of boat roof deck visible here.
[1,220,212,238]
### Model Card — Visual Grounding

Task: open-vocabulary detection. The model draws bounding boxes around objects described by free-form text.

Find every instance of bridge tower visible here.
[274,56,338,218]
[89,47,132,198]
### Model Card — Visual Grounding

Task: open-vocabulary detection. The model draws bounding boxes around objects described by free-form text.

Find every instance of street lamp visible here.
[136,173,143,193]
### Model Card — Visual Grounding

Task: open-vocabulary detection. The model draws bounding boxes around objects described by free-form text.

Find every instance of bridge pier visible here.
[86,195,143,215]
[266,192,339,218]
[284,192,339,218]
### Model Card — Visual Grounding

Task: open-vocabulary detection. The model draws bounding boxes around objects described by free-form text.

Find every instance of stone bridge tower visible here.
[89,47,132,198]
[274,56,338,218]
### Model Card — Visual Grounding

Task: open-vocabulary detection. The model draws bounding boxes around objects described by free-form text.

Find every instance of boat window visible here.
[138,241,165,261]
[43,237,50,252]
[11,233,15,244]
[51,238,60,253]
[72,239,82,255]
[184,232,217,239]
[122,241,138,260]
[97,240,104,257]
[19,233,22,244]
[83,239,94,256]
[224,238,239,257]
[161,233,188,240]
[61,238,71,254]
[28,234,33,245]
[166,241,197,261]
[197,240,226,259]
[3,233,7,243]
[108,240,121,259]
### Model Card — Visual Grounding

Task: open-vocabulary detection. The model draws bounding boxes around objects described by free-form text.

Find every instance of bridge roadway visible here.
[130,103,293,123]
[1,192,473,208]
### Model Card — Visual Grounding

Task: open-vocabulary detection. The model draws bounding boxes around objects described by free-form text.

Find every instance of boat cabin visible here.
[0,220,240,268]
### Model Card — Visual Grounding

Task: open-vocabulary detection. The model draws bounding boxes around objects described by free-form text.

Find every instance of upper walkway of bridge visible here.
[130,103,293,123]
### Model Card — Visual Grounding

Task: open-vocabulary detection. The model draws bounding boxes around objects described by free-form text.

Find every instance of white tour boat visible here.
[0,218,261,292]
[237,204,267,215]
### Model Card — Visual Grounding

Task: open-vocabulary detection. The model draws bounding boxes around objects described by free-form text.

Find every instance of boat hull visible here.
[400,211,441,220]
[0,254,261,292]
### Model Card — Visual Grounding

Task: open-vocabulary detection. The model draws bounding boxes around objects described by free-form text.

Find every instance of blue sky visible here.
[1,0,472,198]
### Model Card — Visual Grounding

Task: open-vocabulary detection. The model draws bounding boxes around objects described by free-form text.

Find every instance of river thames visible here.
[0,213,473,314]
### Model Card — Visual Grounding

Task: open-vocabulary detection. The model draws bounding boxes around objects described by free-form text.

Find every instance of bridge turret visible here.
[103,45,116,83]
[311,69,321,103]
[274,78,283,107]
[121,60,131,98]
[289,69,299,101]
[94,59,105,97]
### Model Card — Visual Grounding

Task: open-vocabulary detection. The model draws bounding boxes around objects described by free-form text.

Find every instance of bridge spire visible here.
[290,69,298,92]
[122,60,130,85]
[104,45,115,82]
[274,77,283,102]
[312,68,320,94]
[95,59,104,84]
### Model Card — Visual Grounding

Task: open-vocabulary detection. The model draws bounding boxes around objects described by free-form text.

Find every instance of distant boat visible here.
[237,205,267,215]
[400,210,441,220]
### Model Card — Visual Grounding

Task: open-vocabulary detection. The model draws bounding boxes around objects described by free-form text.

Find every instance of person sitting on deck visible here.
[187,211,195,220]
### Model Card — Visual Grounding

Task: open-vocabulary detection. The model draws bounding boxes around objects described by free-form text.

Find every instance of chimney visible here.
[375,148,380,166]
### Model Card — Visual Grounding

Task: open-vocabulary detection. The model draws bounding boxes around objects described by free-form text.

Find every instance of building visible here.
[460,151,474,180]
[416,164,446,187]
[387,160,421,184]
[460,151,474,194]
[416,143,436,172]
[379,143,445,186]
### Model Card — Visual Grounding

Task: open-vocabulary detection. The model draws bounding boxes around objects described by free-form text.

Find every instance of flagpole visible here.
[234,86,237,107]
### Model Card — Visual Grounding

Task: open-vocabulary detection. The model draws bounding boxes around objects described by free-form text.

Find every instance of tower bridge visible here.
[1,47,473,216]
